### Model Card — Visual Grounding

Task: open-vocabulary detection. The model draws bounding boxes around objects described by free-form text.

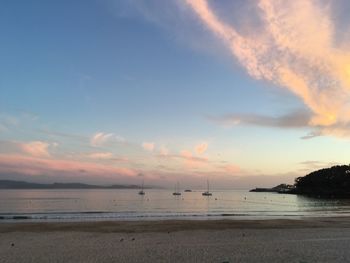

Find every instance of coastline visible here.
[2,216,350,233]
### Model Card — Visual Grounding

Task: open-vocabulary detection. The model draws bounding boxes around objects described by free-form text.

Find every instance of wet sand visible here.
[1,217,350,262]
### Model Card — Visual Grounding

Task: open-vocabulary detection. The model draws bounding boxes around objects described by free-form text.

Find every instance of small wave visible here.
[0,210,344,222]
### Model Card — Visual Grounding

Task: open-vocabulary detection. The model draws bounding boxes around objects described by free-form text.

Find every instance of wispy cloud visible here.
[85,152,129,162]
[209,110,311,129]
[112,0,224,56]
[298,160,341,173]
[186,0,350,138]
[87,152,114,160]
[158,150,208,164]
[222,164,241,174]
[195,142,208,155]
[0,114,19,132]
[39,129,86,141]
[300,131,322,140]
[159,145,169,156]
[90,132,125,147]
[142,169,296,189]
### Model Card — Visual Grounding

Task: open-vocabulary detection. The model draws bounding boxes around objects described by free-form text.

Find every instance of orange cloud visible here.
[195,142,208,155]
[142,142,155,152]
[186,0,350,136]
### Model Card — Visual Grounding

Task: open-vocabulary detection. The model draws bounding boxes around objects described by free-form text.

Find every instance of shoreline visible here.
[3,217,350,262]
[2,216,350,233]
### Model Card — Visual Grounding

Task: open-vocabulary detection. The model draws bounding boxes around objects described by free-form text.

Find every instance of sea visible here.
[1,189,350,222]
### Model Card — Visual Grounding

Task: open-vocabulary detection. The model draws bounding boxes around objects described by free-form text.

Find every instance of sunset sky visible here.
[1,0,350,188]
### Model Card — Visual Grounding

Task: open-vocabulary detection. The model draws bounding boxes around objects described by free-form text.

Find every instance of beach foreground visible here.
[1,218,350,262]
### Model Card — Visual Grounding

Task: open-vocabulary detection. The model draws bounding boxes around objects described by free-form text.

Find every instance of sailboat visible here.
[138,180,145,195]
[172,182,181,196]
[202,179,212,196]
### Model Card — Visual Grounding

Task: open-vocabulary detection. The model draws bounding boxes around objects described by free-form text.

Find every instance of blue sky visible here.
[1,0,350,188]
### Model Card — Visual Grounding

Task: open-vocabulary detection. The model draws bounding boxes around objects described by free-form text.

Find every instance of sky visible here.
[1,0,350,189]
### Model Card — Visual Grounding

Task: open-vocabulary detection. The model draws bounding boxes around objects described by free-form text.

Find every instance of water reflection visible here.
[1,189,350,220]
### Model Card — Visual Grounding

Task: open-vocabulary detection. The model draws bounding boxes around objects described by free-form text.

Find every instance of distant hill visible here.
[292,165,350,198]
[0,180,146,189]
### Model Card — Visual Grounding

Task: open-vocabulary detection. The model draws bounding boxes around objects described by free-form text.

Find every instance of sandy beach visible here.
[1,217,350,262]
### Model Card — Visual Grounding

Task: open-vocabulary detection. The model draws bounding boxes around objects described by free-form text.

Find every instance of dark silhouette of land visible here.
[291,165,350,198]
[0,180,149,190]
[251,165,350,198]
[250,183,293,193]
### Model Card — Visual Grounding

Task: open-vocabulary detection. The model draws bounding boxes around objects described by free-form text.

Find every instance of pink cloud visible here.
[180,150,192,159]
[20,141,51,158]
[87,152,114,159]
[179,150,209,168]
[224,164,241,174]
[156,150,209,167]
[0,154,137,178]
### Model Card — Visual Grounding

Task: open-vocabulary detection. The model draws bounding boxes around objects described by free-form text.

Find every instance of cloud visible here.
[85,152,128,162]
[90,132,125,147]
[142,142,155,152]
[223,164,241,174]
[157,151,208,164]
[186,0,350,137]
[298,160,341,173]
[0,154,137,179]
[39,129,86,141]
[111,0,225,57]
[300,131,322,140]
[180,150,193,159]
[156,144,209,167]
[209,110,311,129]
[195,142,208,155]
[0,140,60,159]
[0,114,19,132]
[20,141,52,158]
[87,152,114,159]
[143,169,297,189]
[159,145,169,156]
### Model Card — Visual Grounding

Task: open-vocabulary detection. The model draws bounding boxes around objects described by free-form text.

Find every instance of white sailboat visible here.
[202,179,212,196]
[172,182,181,196]
[138,180,145,195]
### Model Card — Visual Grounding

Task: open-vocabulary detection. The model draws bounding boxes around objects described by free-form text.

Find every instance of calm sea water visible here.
[1,189,350,222]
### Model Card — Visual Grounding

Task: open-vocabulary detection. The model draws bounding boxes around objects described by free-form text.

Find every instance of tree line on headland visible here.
[251,165,350,198]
